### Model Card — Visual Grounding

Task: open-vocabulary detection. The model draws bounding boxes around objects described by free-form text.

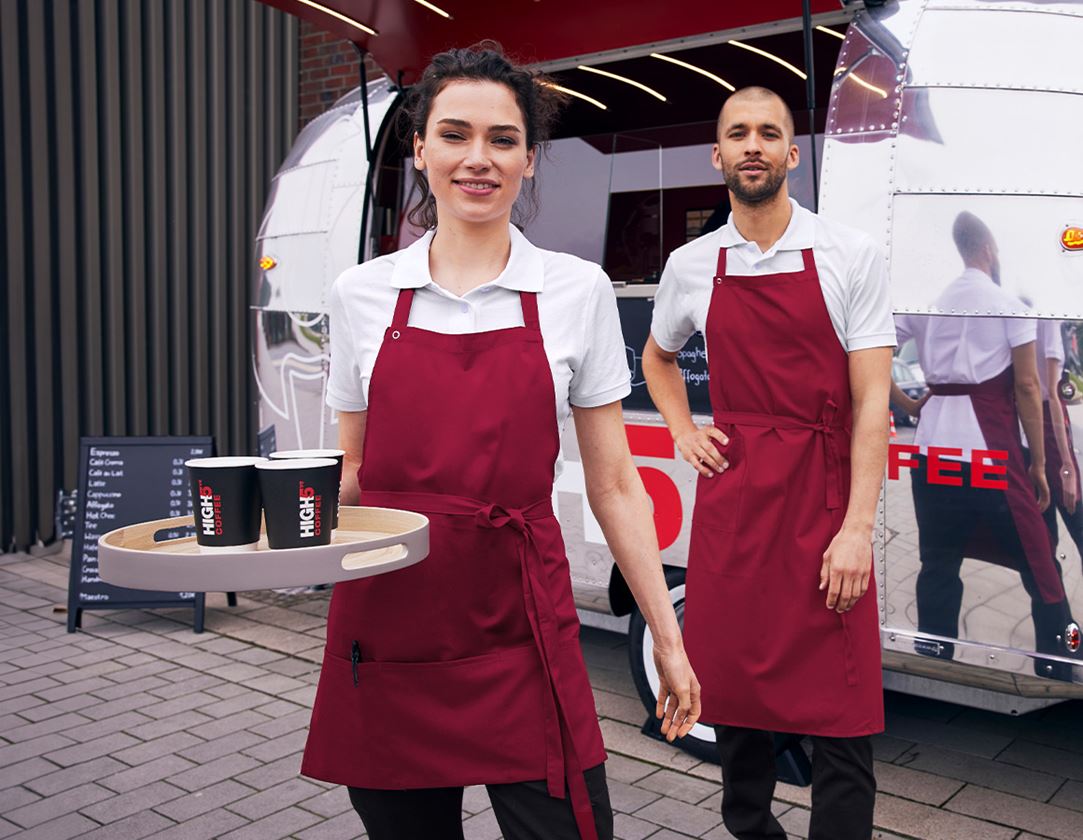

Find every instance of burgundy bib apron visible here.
[927,372,1066,604]
[683,246,884,737]
[302,288,605,840]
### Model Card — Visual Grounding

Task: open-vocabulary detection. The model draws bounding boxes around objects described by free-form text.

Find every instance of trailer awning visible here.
[260,0,846,84]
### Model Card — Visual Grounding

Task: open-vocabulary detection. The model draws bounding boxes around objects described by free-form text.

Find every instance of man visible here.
[642,87,894,840]
[892,213,1076,680]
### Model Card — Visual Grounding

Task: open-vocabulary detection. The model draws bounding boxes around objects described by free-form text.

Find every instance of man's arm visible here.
[821,346,892,612]
[337,410,367,506]
[642,336,729,476]
[1046,357,1077,513]
[1012,342,1051,511]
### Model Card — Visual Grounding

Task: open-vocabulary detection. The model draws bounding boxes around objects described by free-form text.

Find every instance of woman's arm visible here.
[337,410,368,506]
[573,401,700,741]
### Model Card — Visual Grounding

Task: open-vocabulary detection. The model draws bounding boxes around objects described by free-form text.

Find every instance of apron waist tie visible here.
[715,401,845,510]
[359,489,599,840]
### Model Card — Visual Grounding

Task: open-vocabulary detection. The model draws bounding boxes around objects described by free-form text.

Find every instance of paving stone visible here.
[197,691,268,720]
[78,692,157,720]
[43,732,140,768]
[641,830,695,839]
[248,709,311,739]
[605,753,659,784]
[873,791,1017,839]
[111,732,204,766]
[205,682,250,701]
[897,744,1064,802]
[167,752,263,792]
[613,811,659,839]
[460,784,490,815]
[1049,779,1083,813]
[244,673,307,695]
[206,662,269,683]
[187,709,269,741]
[599,719,700,773]
[871,733,916,763]
[66,709,154,742]
[17,693,99,722]
[702,822,739,840]
[35,676,115,704]
[279,684,317,706]
[139,691,218,720]
[873,760,965,807]
[945,784,1083,840]
[0,784,41,811]
[153,779,256,821]
[0,711,91,742]
[263,656,318,676]
[882,712,1011,760]
[11,811,98,839]
[69,809,174,839]
[637,767,722,805]
[251,698,305,718]
[233,752,304,790]
[299,785,355,819]
[997,740,1083,783]
[126,710,213,741]
[4,782,112,828]
[101,754,198,794]
[24,755,127,797]
[141,807,247,840]
[240,728,307,763]
[632,796,723,835]
[226,776,325,820]
[219,805,322,840]
[594,687,649,726]
[148,674,224,700]
[462,807,502,840]
[778,806,811,837]
[0,693,43,715]
[194,637,252,656]
[80,780,187,823]
[294,810,366,840]
[176,729,263,764]
[607,778,663,813]
[0,734,75,768]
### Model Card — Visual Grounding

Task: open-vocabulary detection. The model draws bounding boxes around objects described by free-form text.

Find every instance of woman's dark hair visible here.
[401,41,567,230]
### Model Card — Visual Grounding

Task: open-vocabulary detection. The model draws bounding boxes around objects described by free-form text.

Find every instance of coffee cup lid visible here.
[255,458,337,470]
[185,457,268,468]
[269,449,346,459]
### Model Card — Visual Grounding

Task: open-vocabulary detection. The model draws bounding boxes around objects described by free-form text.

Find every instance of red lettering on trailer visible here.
[887,444,1008,489]
[626,424,683,550]
[927,447,964,486]
[972,449,1009,489]
[888,444,920,480]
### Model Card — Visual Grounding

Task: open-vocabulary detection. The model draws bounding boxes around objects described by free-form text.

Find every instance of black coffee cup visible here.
[269,449,344,529]
[185,457,267,552]
[256,458,338,549]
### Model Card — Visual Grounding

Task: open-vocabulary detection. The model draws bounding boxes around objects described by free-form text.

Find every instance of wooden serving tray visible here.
[98,506,429,592]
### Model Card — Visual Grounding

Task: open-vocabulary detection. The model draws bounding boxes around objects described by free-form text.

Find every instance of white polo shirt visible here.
[895,269,1037,461]
[650,198,896,355]
[1036,319,1065,402]
[326,224,632,477]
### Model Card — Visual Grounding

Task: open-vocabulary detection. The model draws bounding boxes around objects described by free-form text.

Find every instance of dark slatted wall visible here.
[0,0,298,550]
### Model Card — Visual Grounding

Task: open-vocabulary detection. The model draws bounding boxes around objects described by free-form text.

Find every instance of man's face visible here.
[712,97,799,205]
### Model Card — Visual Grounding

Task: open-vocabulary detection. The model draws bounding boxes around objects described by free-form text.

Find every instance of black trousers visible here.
[910,457,1075,679]
[715,726,875,840]
[347,763,613,840]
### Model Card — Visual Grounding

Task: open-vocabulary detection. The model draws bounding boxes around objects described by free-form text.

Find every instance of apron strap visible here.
[520,291,540,330]
[391,288,414,329]
[714,245,728,279]
[801,248,815,272]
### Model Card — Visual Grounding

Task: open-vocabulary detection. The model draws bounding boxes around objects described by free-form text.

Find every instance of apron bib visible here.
[302,288,604,840]
[683,246,884,737]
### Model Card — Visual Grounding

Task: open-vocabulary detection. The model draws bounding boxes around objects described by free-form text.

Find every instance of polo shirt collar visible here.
[390,224,545,293]
[717,198,816,254]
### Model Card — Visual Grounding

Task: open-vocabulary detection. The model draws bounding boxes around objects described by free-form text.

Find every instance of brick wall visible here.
[298,18,384,130]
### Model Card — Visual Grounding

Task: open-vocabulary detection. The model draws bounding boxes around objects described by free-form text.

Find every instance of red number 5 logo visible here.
[626,425,683,551]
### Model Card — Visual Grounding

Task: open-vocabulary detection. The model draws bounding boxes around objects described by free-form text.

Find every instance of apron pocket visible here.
[691,430,748,533]
[313,643,551,789]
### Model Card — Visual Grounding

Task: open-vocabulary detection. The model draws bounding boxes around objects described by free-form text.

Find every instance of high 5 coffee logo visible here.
[197,481,223,536]
[1062,225,1083,253]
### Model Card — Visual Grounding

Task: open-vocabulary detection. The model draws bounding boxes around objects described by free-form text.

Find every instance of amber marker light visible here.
[728,40,807,80]
[543,82,607,110]
[296,0,377,36]
[412,0,452,18]
[577,65,667,102]
[259,256,278,271]
[650,53,735,91]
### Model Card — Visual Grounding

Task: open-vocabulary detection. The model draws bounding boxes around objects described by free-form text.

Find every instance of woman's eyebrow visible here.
[434,118,521,133]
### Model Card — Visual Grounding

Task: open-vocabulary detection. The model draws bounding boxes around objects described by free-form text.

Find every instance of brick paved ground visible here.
[2,549,1082,839]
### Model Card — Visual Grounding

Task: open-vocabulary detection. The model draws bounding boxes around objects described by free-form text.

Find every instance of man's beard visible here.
[722,159,787,205]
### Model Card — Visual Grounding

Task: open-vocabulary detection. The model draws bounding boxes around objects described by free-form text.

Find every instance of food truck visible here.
[254,0,1083,757]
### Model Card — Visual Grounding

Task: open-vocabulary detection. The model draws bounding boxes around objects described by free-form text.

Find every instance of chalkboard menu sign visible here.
[67,436,213,633]
[617,295,712,415]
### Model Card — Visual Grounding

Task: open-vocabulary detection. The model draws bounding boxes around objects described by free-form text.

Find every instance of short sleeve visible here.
[894,313,914,345]
[1042,321,1065,363]
[650,253,697,353]
[844,237,897,351]
[325,275,368,412]
[569,270,632,408]
[1006,317,1038,349]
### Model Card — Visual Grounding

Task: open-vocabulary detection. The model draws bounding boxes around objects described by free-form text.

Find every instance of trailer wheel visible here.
[628,567,719,764]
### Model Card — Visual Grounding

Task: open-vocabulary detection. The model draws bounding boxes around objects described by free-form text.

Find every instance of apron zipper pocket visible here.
[351,641,361,687]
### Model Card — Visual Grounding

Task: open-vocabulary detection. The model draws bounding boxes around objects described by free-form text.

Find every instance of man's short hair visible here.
[717,86,796,142]
[952,211,994,261]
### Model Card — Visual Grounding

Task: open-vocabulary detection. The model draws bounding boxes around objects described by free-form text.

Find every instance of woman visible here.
[302,43,700,840]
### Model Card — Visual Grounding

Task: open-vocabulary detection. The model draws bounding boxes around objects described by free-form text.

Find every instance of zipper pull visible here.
[351,640,361,687]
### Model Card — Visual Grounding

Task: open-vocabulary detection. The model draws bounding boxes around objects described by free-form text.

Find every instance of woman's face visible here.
[414,79,535,228]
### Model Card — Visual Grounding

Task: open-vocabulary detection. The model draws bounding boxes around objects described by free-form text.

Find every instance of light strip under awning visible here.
[728,40,807,80]
[412,0,452,18]
[296,0,378,36]
[577,65,667,101]
[544,82,607,110]
[650,53,735,91]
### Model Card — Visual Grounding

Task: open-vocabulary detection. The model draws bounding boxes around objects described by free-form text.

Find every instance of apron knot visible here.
[476,503,527,532]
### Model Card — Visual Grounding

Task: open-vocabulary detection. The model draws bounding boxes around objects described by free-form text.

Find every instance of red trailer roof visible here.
[261,0,844,83]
